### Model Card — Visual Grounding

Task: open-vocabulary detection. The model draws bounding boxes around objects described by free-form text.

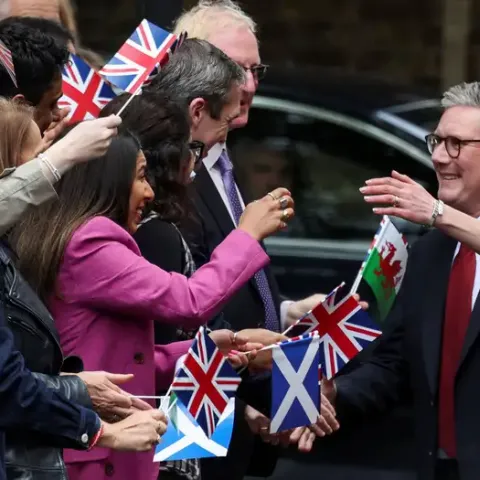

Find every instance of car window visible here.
[229,104,438,241]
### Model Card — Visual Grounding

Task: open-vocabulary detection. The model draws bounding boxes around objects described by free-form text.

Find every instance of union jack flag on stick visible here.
[171,327,242,438]
[0,40,17,87]
[285,284,382,379]
[99,19,177,94]
[59,54,116,123]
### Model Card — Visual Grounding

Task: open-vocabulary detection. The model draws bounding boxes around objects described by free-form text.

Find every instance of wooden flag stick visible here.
[117,85,143,117]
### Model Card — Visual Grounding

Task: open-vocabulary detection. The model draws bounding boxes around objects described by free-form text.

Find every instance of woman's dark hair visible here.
[100,91,191,223]
[11,126,141,299]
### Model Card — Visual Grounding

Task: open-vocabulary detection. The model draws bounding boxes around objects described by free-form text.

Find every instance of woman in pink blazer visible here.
[13,126,294,480]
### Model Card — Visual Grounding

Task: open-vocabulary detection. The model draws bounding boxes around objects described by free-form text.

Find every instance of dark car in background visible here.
[229,67,441,300]
[229,68,442,479]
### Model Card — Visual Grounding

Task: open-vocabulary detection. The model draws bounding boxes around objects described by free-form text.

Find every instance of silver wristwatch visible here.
[429,199,444,227]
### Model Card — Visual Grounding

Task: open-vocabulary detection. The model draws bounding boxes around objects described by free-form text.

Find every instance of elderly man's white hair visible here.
[442,81,480,108]
[173,0,257,39]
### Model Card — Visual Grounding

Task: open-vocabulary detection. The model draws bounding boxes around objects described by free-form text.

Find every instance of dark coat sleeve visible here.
[30,373,93,410]
[334,244,415,422]
[0,311,100,448]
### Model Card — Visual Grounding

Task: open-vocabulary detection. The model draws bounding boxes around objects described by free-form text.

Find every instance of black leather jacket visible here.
[0,245,93,480]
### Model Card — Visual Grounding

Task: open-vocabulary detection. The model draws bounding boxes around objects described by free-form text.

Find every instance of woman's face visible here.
[127,150,155,234]
[18,120,42,166]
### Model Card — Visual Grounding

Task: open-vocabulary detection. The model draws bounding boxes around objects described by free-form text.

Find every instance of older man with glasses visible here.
[167,2,342,480]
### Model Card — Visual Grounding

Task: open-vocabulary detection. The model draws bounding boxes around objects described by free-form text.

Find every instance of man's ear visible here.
[12,94,29,106]
[189,97,207,129]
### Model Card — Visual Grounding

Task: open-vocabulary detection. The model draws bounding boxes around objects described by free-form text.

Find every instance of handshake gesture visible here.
[223,327,340,452]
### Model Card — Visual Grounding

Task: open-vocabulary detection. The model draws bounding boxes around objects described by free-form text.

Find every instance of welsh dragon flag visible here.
[351,216,408,323]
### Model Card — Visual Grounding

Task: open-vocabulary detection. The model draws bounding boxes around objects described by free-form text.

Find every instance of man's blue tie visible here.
[216,149,280,332]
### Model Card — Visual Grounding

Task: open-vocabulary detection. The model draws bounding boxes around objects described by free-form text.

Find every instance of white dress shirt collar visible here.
[203,142,226,172]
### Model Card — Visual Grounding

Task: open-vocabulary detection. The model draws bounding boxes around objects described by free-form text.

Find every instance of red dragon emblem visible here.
[374,241,403,299]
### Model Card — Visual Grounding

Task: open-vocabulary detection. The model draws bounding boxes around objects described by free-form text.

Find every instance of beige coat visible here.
[0,160,56,236]
[1,0,60,20]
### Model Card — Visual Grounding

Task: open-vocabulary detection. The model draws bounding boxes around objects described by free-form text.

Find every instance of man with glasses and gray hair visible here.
[329,81,480,480]
[146,38,244,157]
[161,2,339,479]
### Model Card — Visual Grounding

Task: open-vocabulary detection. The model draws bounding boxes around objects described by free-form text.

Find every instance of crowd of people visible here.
[2,2,480,480]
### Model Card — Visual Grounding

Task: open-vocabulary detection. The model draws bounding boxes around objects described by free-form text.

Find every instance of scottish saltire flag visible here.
[351,216,408,323]
[154,397,235,462]
[0,40,17,87]
[59,54,116,122]
[270,334,320,433]
[171,327,241,437]
[315,290,382,379]
[99,19,177,93]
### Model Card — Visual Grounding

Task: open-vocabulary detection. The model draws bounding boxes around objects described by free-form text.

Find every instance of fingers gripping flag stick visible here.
[270,334,320,433]
[171,327,241,438]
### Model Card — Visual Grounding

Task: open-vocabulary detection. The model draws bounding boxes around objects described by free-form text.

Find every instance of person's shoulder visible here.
[408,228,456,265]
[68,216,136,257]
[74,216,128,239]
[135,217,182,247]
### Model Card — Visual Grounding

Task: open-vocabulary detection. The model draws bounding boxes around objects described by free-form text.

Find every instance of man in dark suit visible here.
[322,82,480,480]
[163,2,333,478]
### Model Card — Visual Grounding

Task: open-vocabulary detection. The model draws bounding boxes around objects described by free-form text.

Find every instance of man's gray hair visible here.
[173,0,257,39]
[442,81,480,108]
[146,38,245,119]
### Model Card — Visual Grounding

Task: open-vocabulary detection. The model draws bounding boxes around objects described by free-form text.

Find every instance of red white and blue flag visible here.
[287,285,382,379]
[59,54,116,123]
[171,327,241,438]
[99,19,177,93]
[143,30,188,87]
[0,40,17,87]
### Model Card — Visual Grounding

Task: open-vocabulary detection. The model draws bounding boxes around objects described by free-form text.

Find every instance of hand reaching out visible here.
[361,170,436,225]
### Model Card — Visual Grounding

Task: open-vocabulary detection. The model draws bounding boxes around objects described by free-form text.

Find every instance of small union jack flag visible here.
[171,327,241,438]
[143,30,188,87]
[0,40,17,87]
[99,19,178,94]
[287,284,382,379]
[59,54,116,123]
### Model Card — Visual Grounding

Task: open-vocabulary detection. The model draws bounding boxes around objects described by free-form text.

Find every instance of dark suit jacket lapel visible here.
[194,164,236,238]
[422,232,457,396]
[194,164,273,304]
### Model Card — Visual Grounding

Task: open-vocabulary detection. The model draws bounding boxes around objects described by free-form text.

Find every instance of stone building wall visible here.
[75,0,475,90]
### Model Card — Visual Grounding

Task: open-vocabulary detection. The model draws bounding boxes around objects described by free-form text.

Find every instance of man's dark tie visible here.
[216,149,279,332]
[438,243,476,458]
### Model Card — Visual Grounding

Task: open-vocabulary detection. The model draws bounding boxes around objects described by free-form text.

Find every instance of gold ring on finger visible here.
[281,209,290,223]
[267,192,277,201]
[393,195,399,208]
[279,196,289,210]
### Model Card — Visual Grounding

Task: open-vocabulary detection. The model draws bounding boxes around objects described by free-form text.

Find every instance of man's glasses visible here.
[242,64,269,80]
[425,133,480,159]
[189,141,205,167]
